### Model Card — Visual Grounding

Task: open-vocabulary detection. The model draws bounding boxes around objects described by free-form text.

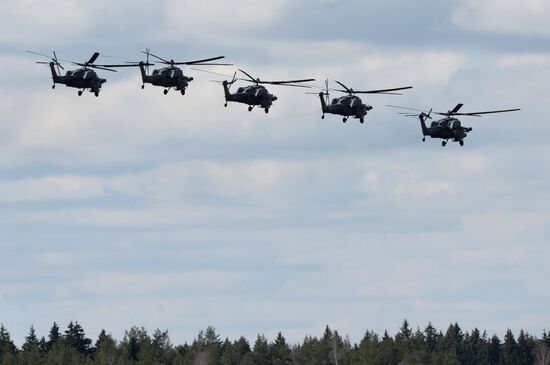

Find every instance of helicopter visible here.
[26,50,130,96]
[221,69,315,113]
[387,104,521,146]
[314,80,413,123]
[132,49,231,95]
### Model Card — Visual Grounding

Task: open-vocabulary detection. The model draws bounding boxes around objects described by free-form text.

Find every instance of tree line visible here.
[1,320,549,364]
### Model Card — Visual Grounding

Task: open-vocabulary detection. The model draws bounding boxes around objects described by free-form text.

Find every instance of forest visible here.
[0,320,549,364]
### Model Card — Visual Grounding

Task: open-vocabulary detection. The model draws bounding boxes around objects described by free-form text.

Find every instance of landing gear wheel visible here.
[442,141,447,147]
[163,89,168,95]
[181,90,185,95]
[459,140,464,146]
[224,103,228,107]
[360,118,364,124]
[321,115,325,119]
[141,85,145,90]
[264,108,269,114]
[343,117,347,123]
[94,91,99,97]
[248,106,253,112]
[422,137,426,142]
[52,85,55,89]
[78,90,83,96]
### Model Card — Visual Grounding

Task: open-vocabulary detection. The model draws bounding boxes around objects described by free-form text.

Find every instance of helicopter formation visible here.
[26,50,521,147]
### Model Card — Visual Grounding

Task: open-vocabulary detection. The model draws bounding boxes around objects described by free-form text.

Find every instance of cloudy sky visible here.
[1,0,550,345]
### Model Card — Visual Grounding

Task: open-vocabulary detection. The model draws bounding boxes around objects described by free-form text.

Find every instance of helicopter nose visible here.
[189,77,194,81]
[272,95,278,101]
[100,78,106,83]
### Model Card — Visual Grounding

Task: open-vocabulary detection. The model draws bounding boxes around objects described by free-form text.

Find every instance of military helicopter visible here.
[313,80,413,123]
[26,50,130,96]
[221,69,315,113]
[131,49,231,95]
[387,104,521,146]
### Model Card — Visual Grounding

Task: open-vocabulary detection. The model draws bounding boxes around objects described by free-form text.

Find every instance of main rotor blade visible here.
[143,51,171,64]
[181,62,233,66]
[96,63,146,68]
[172,56,227,65]
[189,68,235,78]
[25,50,53,59]
[386,105,427,112]
[454,108,521,116]
[335,80,352,93]
[86,52,100,65]
[266,78,316,85]
[90,65,117,72]
[267,83,312,88]
[353,86,413,94]
[450,103,464,114]
[238,69,257,83]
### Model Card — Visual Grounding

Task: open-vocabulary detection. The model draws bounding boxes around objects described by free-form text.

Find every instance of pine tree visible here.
[203,326,222,364]
[464,328,489,365]
[22,325,40,352]
[0,324,16,361]
[64,321,93,356]
[270,332,291,365]
[516,330,534,365]
[38,336,47,354]
[46,322,60,351]
[425,322,438,354]
[94,329,118,364]
[502,329,518,365]
[488,334,501,365]
[252,334,271,365]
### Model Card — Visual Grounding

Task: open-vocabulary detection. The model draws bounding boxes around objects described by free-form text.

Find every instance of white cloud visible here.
[0,0,91,45]
[0,175,104,202]
[161,0,288,41]
[453,0,550,37]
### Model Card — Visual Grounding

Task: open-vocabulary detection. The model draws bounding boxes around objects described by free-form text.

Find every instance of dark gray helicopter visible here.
[132,49,231,95]
[26,50,129,96]
[221,69,315,113]
[388,104,521,146]
[314,80,413,123]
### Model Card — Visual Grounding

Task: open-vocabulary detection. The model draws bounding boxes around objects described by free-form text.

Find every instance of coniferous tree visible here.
[425,322,438,354]
[488,334,501,365]
[220,336,252,365]
[516,330,534,365]
[64,321,93,356]
[38,336,48,354]
[21,327,41,365]
[463,328,489,365]
[93,329,118,365]
[502,329,518,365]
[252,334,271,365]
[0,324,16,363]
[46,322,61,351]
[203,326,222,364]
[395,319,412,353]
[22,325,40,352]
[270,332,291,365]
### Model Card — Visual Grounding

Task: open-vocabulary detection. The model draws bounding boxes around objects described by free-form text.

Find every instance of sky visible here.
[1,0,550,346]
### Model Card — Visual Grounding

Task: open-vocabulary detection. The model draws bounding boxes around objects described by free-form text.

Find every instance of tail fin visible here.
[222,81,232,101]
[138,62,148,83]
[419,112,429,136]
[319,93,327,112]
[49,62,60,83]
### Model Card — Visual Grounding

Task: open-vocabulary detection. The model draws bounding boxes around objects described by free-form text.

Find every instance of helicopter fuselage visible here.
[223,82,277,113]
[320,94,372,123]
[420,114,472,146]
[139,63,193,95]
[49,63,106,96]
